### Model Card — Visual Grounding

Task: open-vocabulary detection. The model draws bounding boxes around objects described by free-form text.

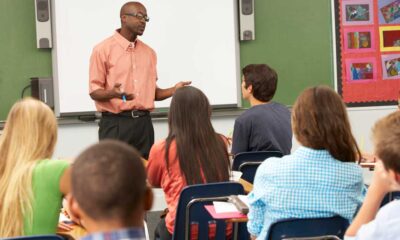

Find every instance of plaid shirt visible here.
[247,146,365,240]
[81,228,146,240]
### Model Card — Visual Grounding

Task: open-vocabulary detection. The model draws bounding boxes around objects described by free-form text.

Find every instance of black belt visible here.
[102,110,150,118]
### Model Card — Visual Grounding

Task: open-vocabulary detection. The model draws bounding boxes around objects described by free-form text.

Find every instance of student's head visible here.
[292,86,361,162]
[120,2,148,36]
[166,86,230,185]
[241,64,278,102]
[0,97,57,237]
[69,140,152,230]
[372,111,400,174]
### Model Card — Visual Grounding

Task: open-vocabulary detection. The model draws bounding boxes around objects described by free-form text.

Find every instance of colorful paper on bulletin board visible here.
[337,0,400,106]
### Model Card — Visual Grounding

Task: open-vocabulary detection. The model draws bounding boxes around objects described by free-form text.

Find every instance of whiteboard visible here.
[51,0,241,116]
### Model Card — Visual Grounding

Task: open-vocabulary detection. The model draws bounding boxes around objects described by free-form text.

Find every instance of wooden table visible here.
[57,224,87,240]
[238,178,253,193]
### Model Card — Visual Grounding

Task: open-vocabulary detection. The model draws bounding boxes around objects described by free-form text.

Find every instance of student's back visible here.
[232,64,292,155]
[147,86,230,239]
[233,102,291,154]
[247,86,365,240]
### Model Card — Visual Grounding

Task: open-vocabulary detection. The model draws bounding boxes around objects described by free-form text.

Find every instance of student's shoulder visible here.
[35,159,69,171]
[257,154,291,174]
[376,200,400,220]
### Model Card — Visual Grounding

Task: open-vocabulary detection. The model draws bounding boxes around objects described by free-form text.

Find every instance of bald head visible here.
[120,2,145,17]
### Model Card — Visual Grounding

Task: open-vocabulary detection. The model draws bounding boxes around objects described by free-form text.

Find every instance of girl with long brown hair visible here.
[247,86,365,240]
[147,86,230,239]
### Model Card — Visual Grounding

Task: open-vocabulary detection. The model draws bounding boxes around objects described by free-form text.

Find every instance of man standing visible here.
[89,2,190,158]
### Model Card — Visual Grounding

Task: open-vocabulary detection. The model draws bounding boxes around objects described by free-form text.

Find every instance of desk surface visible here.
[57,224,87,240]
[238,178,253,193]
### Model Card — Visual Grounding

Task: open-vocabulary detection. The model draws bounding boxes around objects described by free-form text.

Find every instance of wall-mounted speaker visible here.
[239,0,255,41]
[31,77,54,109]
[34,0,52,48]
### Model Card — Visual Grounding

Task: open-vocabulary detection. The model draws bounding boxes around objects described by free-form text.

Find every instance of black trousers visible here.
[155,218,172,240]
[99,113,154,159]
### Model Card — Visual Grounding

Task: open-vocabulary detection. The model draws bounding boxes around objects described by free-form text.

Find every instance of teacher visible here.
[89,1,190,159]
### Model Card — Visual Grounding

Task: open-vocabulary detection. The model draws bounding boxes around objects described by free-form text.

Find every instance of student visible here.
[345,111,400,240]
[147,86,231,239]
[0,98,70,237]
[231,64,292,155]
[67,140,153,240]
[247,86,365,240]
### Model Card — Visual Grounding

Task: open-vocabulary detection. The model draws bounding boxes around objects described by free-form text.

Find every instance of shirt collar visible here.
[81,227,146,240]
[113,29,139,51]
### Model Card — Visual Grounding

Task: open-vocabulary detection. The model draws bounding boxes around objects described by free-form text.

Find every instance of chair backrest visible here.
[380,191,400,207]
[172,182,248,240]
[4,235,64,240]
[267,216,349,240]
[232,151,283,183]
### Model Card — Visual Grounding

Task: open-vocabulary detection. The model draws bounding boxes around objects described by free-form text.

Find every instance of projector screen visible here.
[51,0,241,116]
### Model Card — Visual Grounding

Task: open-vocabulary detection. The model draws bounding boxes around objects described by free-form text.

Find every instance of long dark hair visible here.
[292,86,361,162]
[165,86,230,185]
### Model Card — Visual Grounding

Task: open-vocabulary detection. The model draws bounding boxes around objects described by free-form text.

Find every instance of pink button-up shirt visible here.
[89,30,157,113]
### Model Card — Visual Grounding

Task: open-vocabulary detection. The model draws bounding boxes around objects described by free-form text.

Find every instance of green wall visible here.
[0,0,52,120]
[0,0,334,119]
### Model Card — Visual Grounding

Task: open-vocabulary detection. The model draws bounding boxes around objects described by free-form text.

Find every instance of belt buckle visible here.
[131,110,140,118]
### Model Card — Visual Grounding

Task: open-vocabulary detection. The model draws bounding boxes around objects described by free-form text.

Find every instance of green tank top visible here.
[23,159,69,235]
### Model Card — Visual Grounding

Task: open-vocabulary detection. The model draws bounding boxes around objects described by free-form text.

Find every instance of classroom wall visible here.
[0,0,334,119]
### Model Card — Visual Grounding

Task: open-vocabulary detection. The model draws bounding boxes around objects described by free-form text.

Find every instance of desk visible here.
[205,205,247,240]
[238,178,253,193]
[57,224,87,240]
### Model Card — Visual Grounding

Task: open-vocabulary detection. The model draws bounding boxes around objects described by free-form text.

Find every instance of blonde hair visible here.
[0,98,57,237]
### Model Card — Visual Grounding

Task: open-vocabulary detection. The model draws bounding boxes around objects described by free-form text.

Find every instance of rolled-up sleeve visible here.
[89,47,107,94]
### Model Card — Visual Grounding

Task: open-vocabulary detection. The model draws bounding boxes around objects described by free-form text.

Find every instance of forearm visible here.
[155,87,175,101]
[345,184,386,236]
[90,89,119,102]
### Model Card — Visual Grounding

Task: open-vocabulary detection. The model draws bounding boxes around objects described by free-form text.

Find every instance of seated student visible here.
[0,98,70,237]
[147,86,231,240]
[247,86,365,240]
[232,64,292,155]
[67,140,153,240]
[345,111,400,240]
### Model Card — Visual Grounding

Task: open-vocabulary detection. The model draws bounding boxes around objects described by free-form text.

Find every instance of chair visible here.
[172,182,249,240]
[4,235,64,240]
[267,216,349,240]
[232,151,283,183]
[380,191,400,207]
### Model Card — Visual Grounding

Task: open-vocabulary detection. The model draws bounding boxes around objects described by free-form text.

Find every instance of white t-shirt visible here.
[349,200,400,240]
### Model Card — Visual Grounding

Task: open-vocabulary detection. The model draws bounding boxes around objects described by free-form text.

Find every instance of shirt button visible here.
[134,79,137,82]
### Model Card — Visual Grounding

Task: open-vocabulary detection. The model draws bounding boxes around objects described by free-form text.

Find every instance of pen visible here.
[122,95,126,102]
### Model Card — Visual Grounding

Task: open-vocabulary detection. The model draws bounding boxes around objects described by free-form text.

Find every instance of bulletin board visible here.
[336,0,400,106]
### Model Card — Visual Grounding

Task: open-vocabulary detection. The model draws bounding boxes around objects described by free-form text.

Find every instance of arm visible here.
[346,161,400,237]
[89,83,134,102]
[155,81,191,101]
[88,48,133,102]
[59,167,71,196]
[146,144,165,188]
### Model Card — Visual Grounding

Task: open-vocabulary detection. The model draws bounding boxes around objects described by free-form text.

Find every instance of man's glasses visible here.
[124,13,150,22]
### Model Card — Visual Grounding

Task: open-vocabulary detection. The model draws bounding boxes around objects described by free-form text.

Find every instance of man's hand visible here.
[111,83,134,100]
[174,81,192,92]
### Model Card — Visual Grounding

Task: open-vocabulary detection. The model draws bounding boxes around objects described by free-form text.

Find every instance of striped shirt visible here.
[247,146,365,240]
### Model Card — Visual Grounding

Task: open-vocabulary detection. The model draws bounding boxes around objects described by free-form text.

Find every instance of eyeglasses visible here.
[124,13,150,22]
